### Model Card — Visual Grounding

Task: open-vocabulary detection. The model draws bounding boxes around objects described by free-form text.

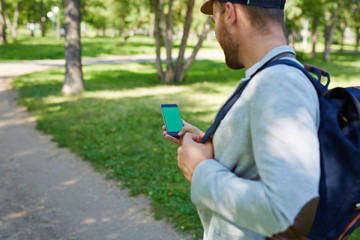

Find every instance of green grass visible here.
[0,34,220,61]
[12,52,360,239]
[12,61,236,239]
[0,35,156,61]
[298,51,360,88]
[350,228,360,240]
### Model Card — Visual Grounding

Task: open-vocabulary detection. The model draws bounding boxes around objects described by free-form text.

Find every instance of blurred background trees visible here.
[0,0,359,83]
[153,0,211,83]
[1,0,359,57]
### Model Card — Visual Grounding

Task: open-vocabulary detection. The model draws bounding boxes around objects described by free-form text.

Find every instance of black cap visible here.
[201,0,286,15]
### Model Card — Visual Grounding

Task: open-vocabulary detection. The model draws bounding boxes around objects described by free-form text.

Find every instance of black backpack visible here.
[202,59,360,239]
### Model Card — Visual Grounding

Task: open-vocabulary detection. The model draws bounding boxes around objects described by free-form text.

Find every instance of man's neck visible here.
[240,32,288,70]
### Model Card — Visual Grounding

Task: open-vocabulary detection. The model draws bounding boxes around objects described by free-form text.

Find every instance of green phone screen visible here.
[162,106,183,133]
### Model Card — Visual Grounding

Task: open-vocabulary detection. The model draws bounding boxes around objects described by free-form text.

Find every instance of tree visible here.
[301,0,323,57]
[153,0,211,83]
[323,2,339,61]
[112,0,152,43]
[350,0,360,53]
[336,3,352,53]
[82,0,109,36]
[284,0,303,47]
[0,0,6,44]
[62,0,84,95]
[3,1,21,40]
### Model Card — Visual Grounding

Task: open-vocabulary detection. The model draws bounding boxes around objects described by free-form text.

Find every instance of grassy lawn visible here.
[12,59,240,238]
[0,34,220,61]
[11,50,360,239]
[0,35,157,61]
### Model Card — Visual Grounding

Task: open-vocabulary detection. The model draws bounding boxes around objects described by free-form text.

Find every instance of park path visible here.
[0,51,223,240]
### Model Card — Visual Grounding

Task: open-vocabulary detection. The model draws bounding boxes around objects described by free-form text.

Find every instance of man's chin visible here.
[225,60,244,70]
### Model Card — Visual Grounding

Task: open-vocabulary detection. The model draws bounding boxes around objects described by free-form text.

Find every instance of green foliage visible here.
[112,0,152,30]
[284,0,303,31]
[82,0,110,30]
[81,0,153,37]
[349,0,360,29]
[18,0,63,26]
[12,52,360,238]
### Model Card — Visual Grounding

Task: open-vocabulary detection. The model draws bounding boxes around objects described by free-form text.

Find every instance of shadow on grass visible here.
[85,66,159,91]
[13,60,243,96]
[12,54,360,238]
[0,43,65,60]
[297,52,360,84]
[13,55,360,102]
[81,37,155,57]
[0,36,156,61]
[10,58,245,239]
[27,91,205,237]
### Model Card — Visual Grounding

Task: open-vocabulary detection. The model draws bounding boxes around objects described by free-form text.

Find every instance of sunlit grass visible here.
[0,33,221,61]
[12,61,238,239]
[0,35,156,61]
[294,40,359,54]
[12,52,360,238]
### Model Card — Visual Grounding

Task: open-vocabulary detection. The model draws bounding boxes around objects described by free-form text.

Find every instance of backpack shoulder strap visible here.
[201,58,327,144]
[263,59,329,94]
[201,79,251,143]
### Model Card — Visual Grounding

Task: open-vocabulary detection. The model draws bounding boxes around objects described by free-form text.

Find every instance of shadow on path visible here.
[0,54,201,239]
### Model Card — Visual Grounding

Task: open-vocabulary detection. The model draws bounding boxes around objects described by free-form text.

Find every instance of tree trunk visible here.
[161,0,174,83]
[12,1,20,40]
[311,17,318,58]
[117,25,137,46]
[177,16,211,82]
[153,0,165,82]
[355,26,360,54]
[0,0,6,44]
[4,1,20,40]
[62,0,84,95]
[4,12,11,35]
[40,0,46,37]
[323,9,338,61]
[153,0,212,84]
[56,12,61,40]
[287,29,296,47]
[30,1,35,37]
[338,23,346,53]
[173,0,194,83]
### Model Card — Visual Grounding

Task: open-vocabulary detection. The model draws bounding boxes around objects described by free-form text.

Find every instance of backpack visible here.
[201,58,360,239]
[266,59,360,240]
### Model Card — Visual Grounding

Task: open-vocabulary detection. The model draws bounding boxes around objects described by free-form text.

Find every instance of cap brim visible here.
[201,0,213,15]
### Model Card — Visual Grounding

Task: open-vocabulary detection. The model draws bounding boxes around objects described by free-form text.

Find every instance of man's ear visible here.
[225,2,237,25]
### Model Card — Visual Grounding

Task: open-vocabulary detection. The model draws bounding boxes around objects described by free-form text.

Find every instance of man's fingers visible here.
[166,134,181,145]
[178,126,190,136]
[181,132,197,145]
[179,125,197,136]
[177,145,182,155]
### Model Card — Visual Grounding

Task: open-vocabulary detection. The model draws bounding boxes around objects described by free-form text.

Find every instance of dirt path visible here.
[0,57,196,240]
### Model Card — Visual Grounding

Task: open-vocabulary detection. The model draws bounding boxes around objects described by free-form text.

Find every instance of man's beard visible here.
[218,26,244,70]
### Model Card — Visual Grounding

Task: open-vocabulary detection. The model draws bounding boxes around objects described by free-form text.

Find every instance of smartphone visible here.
[161,104,183,137]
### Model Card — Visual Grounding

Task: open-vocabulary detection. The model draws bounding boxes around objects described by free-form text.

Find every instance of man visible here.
[162,0,320,239]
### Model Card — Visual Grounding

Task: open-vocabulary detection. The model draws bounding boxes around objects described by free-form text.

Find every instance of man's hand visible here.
[162,120,205,145]
[177,133,214,182]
